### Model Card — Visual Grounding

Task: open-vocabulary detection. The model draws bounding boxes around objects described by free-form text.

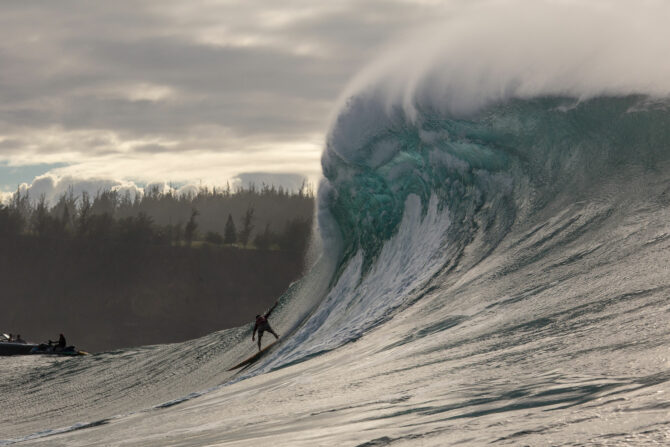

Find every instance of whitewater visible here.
[2,3,670,445]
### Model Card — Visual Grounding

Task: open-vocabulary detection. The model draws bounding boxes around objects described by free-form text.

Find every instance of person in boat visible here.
[14,334,26,344]
[56,333,66,351]
[252,301,279,352]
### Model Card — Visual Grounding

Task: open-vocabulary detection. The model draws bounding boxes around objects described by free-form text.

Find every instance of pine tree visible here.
[253,222,273,250]
[223,213,237,245]
[184,209,199,247]
[237,205,255,247]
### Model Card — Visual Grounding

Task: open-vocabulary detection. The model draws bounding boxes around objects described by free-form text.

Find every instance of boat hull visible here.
[0,342,38,356]
[0,342,87,356]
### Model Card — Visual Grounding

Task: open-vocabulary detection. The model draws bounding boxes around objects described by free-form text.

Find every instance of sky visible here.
[0,0,458,203]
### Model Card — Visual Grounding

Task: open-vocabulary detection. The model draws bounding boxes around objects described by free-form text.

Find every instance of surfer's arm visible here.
[265,301,279,318]
[252,323,258,340]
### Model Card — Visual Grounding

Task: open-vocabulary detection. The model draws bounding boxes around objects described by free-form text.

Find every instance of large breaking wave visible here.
[290,3,670,358]
[278,94,670,370]
[283,0,670,364]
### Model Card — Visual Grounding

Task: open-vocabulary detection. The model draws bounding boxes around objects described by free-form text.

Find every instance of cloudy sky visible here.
[0,0,459,201]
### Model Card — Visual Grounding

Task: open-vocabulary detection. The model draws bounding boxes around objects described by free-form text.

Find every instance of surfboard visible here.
[227,341,277,371]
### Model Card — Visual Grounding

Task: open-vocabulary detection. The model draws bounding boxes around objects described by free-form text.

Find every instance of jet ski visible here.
[29,343,88,356]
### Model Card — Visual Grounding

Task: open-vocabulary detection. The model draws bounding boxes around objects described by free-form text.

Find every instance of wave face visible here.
[4,4,670,445]
[329,93,670,264]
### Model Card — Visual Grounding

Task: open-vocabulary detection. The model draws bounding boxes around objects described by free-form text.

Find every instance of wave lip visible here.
[335,1,670,122]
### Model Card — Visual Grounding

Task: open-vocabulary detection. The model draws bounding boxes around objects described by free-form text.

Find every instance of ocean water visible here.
[3,5,670,445]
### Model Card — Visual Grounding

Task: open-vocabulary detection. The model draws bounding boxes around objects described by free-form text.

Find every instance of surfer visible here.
[252,301,279,351]
[53,333,66,351]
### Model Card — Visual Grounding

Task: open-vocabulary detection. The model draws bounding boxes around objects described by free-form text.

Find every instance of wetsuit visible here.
[57,334,66,350]
[252,303,279,351]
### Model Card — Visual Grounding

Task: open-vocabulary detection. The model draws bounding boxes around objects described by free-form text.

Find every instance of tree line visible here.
[0,182,314,255]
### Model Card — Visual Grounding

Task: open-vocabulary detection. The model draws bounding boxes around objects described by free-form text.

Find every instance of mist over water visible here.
[3,2,670,445]
[337,0,670,119]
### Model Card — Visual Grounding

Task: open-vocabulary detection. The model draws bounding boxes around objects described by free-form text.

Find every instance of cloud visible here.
[0,139,22,150]
[0,191,12,205]
[0,1,457,192]
[12,175,143,205]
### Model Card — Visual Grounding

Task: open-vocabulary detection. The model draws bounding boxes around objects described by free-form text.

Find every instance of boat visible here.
[1,333,87,356]
[0,341,39,356]
[28,343,88,356]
